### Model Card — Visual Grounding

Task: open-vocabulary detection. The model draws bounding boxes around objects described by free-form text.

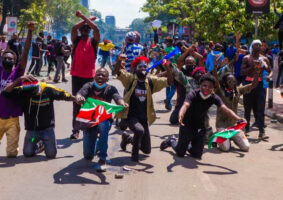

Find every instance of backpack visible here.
[127,77,154,92]
[72,36,98,58]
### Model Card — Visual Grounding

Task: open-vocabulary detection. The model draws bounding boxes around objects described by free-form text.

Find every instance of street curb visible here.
[239,98,283,124]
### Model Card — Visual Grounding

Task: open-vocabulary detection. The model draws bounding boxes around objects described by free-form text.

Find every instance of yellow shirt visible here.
[99,43,115,52]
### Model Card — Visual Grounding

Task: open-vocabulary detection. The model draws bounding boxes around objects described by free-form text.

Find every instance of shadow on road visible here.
[0,155,73,168]
[270,144,283,151]
[57,138,83,149]
[53,158,109,185]
[163,150,238,175]
[109,155,154,174]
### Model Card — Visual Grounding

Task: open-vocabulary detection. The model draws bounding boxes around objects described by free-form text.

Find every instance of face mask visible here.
[93,81,107,89]
[199,91,211,100]
[2,60,14,70]
[183,65,195,76]
[136,71,146,79]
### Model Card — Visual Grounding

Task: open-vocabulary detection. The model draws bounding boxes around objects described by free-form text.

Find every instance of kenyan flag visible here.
[75,98,125,130]
[208,122,247,150]
[20,80,40,90]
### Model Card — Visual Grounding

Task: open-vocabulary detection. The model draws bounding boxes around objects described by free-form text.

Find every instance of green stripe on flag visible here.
[208,130,240,150]
[83,98,125,114]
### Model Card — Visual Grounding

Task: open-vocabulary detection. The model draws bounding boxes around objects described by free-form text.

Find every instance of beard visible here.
[136,71,147,79]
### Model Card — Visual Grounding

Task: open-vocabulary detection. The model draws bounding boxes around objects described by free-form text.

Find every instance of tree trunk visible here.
[0,0,10,35]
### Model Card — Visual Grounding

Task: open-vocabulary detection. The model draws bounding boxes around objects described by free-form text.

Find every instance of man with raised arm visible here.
[70,11,100,139]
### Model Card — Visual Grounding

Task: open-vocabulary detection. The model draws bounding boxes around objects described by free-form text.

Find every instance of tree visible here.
[46,0,89,38]
[0,0,33,34]
[129,18,151,43]
[18,1,47,36]
[142,0,283,42]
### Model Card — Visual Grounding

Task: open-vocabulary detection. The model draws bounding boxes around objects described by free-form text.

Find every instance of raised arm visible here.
[235,31,247,58]
[212,57,221,88]
[20,22,35,70]
[177,46,192,69]
[164,61,173,85]
[75,11,100,44]
[71,15,97,43]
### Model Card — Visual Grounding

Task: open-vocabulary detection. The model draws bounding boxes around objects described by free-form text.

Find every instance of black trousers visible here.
[279,31,283,50]
[243,82,266,131]
[47,56,57,75]
[28,58,41,75]
[127,117,151,156]
[170,104,182,125]
[171,125,205,158]
[72,76,94,132]
[276,62,283,87]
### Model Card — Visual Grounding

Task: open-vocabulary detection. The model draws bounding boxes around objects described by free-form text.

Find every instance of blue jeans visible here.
[83,120,111,161]
[23,127,57,158]
[101,55,110,68]
[166,84,176,106]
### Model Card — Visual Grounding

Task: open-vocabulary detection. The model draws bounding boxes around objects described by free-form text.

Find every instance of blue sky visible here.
[89,0,148,28]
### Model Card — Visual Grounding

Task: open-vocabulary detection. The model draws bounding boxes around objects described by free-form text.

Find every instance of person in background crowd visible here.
[70,11,100,139]
[205,43,224,72]
[241,40,271,140]
[27,37,44,76]
[98,39,116,68]
[0,36,7,64]
[7,33,22,62]
[225,41,236,61]
[54,36,70,83]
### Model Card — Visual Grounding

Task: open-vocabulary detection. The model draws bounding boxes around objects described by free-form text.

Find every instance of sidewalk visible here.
[265,88,283,123]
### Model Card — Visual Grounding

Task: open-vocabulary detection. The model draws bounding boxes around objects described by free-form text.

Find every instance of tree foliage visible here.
[142,0,283,41]
[46,0,89,38]
[18,1,47,36]
[129,18,151,43]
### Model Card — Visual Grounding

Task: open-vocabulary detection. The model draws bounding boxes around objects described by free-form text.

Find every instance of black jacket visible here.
[4,83,72,131]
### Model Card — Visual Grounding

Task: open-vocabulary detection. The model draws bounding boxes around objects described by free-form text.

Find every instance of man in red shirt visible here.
[70,10,100,139]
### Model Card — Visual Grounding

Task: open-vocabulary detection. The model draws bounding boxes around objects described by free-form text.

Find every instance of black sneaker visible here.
[131,154,139,162]
[97,159,107,172]
[70,131,80,139]
[160,136,175,151]
[62,78,68,82]
[120,133,130,151]
[258,129,269,140]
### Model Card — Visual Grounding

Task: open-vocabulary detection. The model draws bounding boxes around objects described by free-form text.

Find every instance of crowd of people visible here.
[0,10,283,172]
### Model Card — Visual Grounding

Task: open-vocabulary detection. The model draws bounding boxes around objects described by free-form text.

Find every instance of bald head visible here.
[94,68,109,85]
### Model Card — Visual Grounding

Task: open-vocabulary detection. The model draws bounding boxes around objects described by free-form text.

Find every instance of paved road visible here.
[1,70,283,200]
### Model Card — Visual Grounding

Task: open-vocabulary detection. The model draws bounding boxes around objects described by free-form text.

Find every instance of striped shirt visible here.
[125,43,143,71]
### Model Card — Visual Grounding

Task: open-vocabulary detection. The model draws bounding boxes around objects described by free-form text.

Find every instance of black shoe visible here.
[70,131,80,139]
[258,129,269,140]
[131,154,139,162]
[120,133,131,151]
[160,135,175,151]
[164,99,172,110]
[97,159,107,172]
[53,79,59,83]
[62,78,68,82]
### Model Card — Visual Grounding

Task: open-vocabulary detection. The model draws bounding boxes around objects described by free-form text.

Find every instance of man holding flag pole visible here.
[75,68,127,171]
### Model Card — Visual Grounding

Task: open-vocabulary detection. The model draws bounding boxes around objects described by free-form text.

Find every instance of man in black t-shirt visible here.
[75,68,127,171]
[160,74,244,159]
[7,33,22,62]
